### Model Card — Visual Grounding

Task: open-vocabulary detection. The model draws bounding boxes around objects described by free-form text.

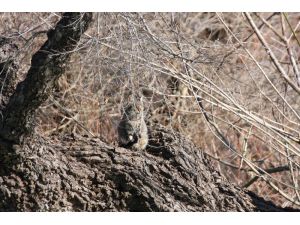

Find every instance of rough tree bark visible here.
[0,36,19,110]
[0,13,298,212]
[0,12,92,143]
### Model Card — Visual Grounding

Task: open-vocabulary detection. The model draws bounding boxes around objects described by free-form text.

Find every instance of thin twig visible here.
[49,96,95,137]
[244,12,300,95]
[243,165,290,188]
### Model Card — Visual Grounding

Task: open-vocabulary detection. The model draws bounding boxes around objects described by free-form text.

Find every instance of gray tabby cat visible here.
[117,102,148,150]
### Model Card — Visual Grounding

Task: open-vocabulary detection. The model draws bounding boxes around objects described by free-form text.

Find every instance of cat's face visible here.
[123,103,142,120]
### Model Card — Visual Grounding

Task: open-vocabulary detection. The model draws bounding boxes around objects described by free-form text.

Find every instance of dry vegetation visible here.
[1,12,300,208]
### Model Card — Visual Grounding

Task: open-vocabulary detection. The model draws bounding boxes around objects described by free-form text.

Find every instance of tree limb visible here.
[0,13,92,143]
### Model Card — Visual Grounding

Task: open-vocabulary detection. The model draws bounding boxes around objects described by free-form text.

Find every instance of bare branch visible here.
[0,13,93,143]
[244,12,300,95]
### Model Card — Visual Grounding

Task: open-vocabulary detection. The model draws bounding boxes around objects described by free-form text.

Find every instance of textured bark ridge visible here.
[0,124,297,211]
[0,36,19,110]
[0,13,92,143]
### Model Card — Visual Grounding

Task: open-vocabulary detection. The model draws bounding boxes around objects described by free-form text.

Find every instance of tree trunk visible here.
[0,12,92,143]
[0,124,297,211]
[0,12,298,212]
[0,36,19,110]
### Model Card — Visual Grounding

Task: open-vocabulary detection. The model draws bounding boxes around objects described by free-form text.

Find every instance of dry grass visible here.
[1,12,300,208]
